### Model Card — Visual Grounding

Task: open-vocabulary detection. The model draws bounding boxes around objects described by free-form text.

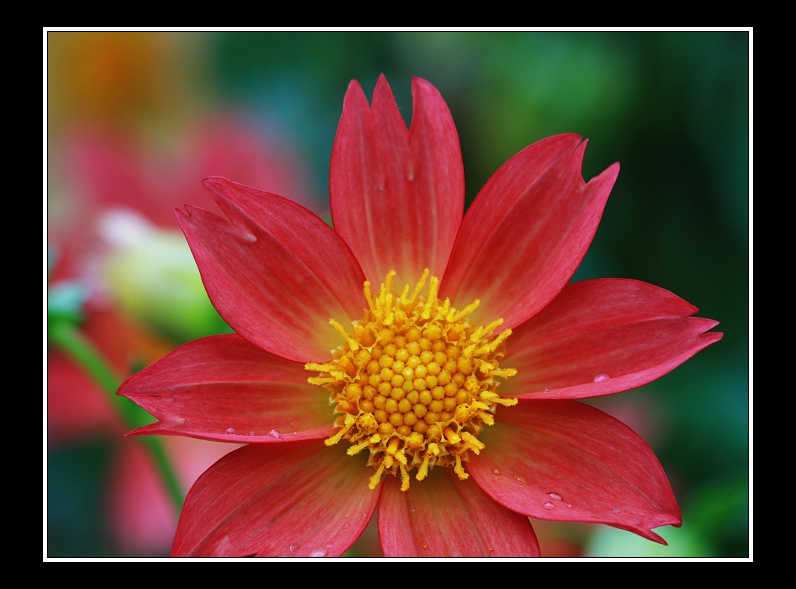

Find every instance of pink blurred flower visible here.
[47,113,315,556]
[49,113,321,267]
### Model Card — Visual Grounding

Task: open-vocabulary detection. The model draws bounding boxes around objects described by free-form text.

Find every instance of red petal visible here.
[503,279,723,399]
[442,134,619,329]
[171,442,380,557]
[330,75,464,287]
[470,400,681,544]
[177,177,366,363]
[378,468,540,557]
[117,334,334,442]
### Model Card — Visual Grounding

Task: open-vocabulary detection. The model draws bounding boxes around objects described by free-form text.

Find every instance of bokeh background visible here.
[45,30,750,559]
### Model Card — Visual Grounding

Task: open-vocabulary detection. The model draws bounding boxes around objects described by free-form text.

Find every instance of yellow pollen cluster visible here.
[305,269,517,492]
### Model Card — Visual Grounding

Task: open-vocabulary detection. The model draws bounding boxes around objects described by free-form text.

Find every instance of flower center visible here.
[305,270,517,491]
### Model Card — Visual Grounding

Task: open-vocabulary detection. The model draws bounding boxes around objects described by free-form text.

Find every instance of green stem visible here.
[48,321,185,516]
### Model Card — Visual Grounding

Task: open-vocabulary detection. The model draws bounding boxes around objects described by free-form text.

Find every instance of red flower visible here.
[118,75,722,557]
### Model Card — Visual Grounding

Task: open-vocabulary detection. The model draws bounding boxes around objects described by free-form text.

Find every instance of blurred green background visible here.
[45,30,750,559]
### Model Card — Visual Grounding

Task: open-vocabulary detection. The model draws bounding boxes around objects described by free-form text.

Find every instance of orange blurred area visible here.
[47,32,197,132]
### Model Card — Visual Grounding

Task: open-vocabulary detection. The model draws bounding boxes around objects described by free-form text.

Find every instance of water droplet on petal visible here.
[543,501,555,510]
[249,431,256,436]
[175,417,186,426]
[289,544,299,552]
[613,506,621,513]
[344,523,350,529]
[543,388,550,394]
[492,468,501,475]
[310,548,327,557]
[547,492,562,501]
[567,503,573,508]
[225,427,235,435]
[593,373,610,382]
[269,429,280,439]
[421,542,429,550]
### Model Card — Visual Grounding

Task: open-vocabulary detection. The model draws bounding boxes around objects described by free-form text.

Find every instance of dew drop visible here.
[593,373,610,382]
[175,417,186,426]
[344,523,350,529]
[547,492,562,501]
[492,468,501,476]
[567,504,573,508]
[249,431,256,436]
[421,542,429,550]
[225,427,235,435]
[613,506,621,514]
[269,429,281,439]
[543,501,555,510]
[543,388,550,394]
[514,475,523,483]
[310,548,327,557]
[289,543,299,552]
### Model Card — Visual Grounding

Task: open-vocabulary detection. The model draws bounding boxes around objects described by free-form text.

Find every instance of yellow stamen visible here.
[305,270,517,491]
[348,438,372,455]
[399,463,411,491]
[450,299,480,323]
[369,462,386,490]
[409,269,429,304]
[324,413,356,446]
[453,455,469,480]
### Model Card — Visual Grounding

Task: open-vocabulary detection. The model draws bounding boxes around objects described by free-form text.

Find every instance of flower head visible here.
[118,75,722,557]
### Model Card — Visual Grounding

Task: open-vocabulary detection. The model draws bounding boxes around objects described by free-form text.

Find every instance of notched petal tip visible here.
[592,160,621,187]
[341,78,369,113]
[569,137,620,189]
[633,511,682,545]
[639,528,668,546]
[122,420,168,438]
[410,75,437,97]
[200,175,232,191]
[705,329,724,343]
[174,203,201,221]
